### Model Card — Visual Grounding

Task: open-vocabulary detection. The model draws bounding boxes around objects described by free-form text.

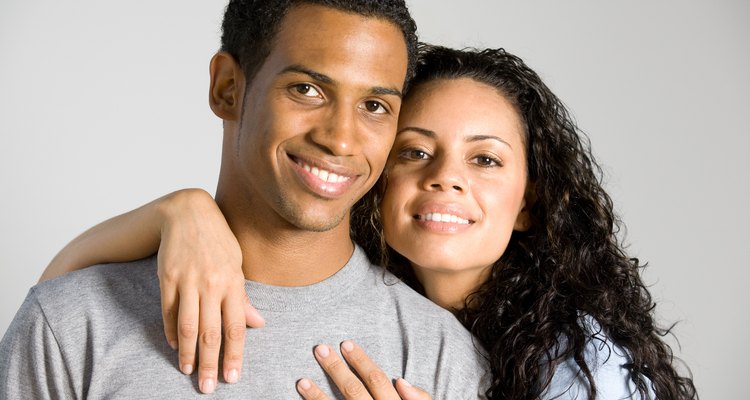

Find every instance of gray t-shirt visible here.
[0,246,489,399]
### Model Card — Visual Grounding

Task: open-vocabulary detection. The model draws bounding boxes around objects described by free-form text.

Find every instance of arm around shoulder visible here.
[39,188,215,282]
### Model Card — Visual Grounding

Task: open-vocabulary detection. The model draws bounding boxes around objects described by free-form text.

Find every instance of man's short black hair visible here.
[221,0,418,90]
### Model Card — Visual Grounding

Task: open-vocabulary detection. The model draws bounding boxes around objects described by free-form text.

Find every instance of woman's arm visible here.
[41,191,174,282]
[40,188,264,394]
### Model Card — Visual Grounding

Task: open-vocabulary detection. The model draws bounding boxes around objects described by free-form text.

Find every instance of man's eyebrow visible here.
[281,64,402,98]
[467,134,512,149]
[280,65,334,84]
[396,126,436,137]
[371,86,403,98]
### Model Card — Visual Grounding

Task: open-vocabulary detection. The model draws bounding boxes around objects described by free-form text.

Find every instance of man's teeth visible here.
[420,212,470,225]
[302,163,349,183]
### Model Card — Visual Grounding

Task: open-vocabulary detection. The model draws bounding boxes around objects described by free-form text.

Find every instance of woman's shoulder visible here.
[543,315,655,399]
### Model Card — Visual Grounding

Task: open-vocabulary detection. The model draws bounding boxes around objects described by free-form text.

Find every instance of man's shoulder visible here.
[29,258,160,328]
[0,257,178,399]
[34,257,158,301]
[359,262,481,351]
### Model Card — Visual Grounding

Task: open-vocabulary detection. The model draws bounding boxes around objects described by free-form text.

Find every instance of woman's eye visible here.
[363,100,387,114]
[293,84,321,98]
[473,155,501,167]
[399,148,430,160]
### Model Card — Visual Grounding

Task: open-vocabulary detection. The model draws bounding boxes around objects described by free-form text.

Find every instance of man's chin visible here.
[279,204,350,233]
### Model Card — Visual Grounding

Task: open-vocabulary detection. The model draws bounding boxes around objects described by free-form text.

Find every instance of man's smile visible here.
[287,154,359,198]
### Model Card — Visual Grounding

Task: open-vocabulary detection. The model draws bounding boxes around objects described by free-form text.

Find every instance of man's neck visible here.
[217,194,354,287]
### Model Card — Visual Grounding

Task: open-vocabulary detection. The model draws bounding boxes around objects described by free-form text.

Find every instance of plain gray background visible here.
[1,1,747,398]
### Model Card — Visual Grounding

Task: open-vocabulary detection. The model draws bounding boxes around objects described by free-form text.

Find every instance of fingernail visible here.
[226,368,239,383]
[200,378,216,394]
[168,340,178,350]
[400,378,413,388]
[341,340,354,352]
[315,344,330,358]
[249,307,265,320]
[181,364,193,375]
[298,378,312,390]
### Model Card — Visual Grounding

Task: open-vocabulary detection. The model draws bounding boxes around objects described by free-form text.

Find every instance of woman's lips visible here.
[414,212,470,225]
[412,204,475,233]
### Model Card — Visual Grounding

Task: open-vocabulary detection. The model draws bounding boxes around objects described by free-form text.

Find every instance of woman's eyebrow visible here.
[466,134,512,149]
[396,128,512,149]
[396,126,435,137]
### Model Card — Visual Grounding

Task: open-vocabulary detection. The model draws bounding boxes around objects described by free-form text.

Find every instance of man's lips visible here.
[288,154,358,198]
[299,162,351,184]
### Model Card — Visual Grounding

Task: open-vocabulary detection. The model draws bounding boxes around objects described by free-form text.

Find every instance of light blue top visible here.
[543,315,656,399]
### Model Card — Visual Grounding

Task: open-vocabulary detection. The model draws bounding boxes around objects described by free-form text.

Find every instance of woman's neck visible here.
[413,264,492,312]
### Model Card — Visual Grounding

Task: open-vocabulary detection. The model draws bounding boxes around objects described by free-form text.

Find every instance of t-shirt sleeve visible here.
[0,287,77,399]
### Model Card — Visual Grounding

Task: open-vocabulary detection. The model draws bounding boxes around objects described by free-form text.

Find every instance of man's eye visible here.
[293,84,321,98]
[363,100,387,114]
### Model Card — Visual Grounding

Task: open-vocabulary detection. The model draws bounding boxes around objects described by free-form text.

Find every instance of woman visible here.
[43,45,697,399]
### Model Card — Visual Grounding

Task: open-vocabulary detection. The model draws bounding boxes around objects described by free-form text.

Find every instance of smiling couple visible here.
[1,0,698,399]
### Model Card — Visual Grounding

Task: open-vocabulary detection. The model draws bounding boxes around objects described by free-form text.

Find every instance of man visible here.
[0,1,488,398]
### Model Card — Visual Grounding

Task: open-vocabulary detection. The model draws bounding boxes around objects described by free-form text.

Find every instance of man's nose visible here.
[311,102,361,156]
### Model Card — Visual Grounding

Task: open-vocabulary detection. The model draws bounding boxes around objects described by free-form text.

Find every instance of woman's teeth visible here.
[418,212,470,225]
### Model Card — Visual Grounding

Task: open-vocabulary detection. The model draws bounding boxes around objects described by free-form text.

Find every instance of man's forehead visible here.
[276,4,406,55]
[263,4,409,91]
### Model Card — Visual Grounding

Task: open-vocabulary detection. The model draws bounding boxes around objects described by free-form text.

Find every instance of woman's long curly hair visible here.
[351,44,697,399]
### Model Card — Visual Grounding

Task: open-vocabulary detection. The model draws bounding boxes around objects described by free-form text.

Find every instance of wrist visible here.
[158,188,219,235]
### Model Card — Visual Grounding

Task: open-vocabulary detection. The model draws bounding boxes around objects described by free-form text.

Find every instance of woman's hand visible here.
[296,340,432,400]
[156,189,265,394]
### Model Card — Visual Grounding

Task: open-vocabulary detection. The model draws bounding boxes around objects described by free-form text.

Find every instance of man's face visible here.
[227,4,408,232]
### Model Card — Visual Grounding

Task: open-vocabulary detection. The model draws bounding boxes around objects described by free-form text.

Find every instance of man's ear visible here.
[513,182,536,232]
[209,51,244,121]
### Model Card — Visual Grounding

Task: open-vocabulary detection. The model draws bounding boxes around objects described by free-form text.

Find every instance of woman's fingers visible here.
[196,293,222,394]
[313,344,375,399]
[154,189,261,392]
[338,340,400,399]
[220,289,250,384]
[159,280,179,350]
[395,378,432,400]
[307,340,428,400]
[176,290,199,376]
[297,378,333,400]
[171,279,260,392]
[244,295,266,328]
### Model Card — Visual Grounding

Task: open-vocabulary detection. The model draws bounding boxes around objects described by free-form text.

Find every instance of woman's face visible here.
[381,77,530,280]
